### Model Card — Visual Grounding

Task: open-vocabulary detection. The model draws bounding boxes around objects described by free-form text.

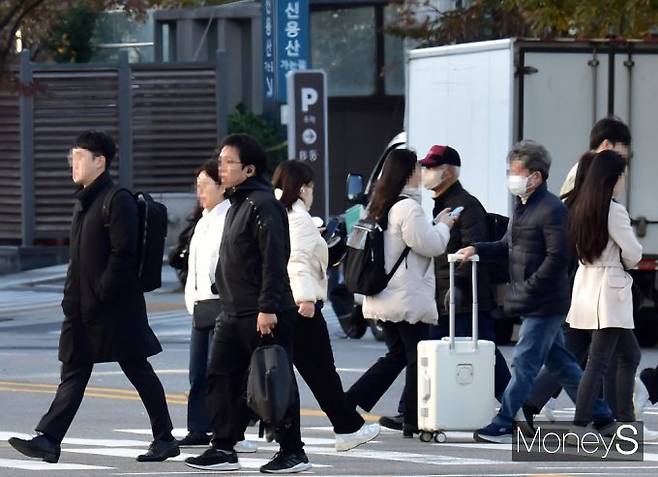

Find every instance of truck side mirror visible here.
[346,174,365,204]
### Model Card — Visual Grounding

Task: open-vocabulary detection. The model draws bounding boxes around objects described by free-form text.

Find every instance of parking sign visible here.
[287,70,329,220]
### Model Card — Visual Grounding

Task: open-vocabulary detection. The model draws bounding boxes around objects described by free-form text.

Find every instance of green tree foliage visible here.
[387,0,658,47]
[44,4,100,63]
[228,103,288,176]
[0,0,238,83]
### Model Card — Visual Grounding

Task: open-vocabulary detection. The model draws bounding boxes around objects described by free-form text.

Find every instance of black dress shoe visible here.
[177,431,211,446]
[402,424,419,438]
[9,434,61,463]
[137,438,180,462]
[379,413,404,431]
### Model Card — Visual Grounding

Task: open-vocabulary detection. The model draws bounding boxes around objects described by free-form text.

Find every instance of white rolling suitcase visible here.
[417,254,496,443]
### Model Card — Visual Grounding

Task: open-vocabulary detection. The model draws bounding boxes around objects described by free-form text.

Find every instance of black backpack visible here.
[344,197,410,296]
[102,187,168,292]
[246,342,296,435]
[486,212,510,284]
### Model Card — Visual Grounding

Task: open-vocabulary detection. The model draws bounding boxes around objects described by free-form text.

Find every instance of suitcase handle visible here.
[447,254,479,351]
[422,373,431,401]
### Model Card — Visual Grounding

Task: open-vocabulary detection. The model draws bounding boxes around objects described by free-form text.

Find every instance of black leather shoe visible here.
[402,424,419,438]
[379,413,404,431]
[137,438,180,462]
[177,431,211,447]
[9,434,61,463]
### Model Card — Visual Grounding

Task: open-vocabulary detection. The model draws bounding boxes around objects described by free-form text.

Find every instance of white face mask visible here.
[507,175,529,197]
[422,167,444,190]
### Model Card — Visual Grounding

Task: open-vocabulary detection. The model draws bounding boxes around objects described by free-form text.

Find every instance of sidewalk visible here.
[0,263,68,289]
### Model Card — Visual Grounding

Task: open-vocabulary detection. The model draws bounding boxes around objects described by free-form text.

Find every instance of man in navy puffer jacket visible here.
[458,140,614,443]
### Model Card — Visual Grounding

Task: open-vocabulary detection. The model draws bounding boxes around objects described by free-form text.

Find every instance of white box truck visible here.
[405,38,658,345]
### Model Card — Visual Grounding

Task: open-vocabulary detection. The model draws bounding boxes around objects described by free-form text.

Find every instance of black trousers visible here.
[207,310,303,452]
[525,324,626,417]
[293,305,364,434]
[346,320,428,428]
[574,328,641,424]
[36,358,174,444]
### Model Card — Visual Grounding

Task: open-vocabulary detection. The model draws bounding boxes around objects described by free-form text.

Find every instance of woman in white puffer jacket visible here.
[272,160,380,452]
[345,148,454,437]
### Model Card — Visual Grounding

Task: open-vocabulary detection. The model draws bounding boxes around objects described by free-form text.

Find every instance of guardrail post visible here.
[19,49,35,246]
[118,50,133,189]
[216,49,228,140]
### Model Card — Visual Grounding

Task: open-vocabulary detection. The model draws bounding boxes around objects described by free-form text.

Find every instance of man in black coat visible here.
[458,140,613,444]
[421,145,510,401]
[9,131,178,463]
[184,134,309,474]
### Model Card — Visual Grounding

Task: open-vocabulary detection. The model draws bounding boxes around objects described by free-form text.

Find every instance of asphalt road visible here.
[1,267,658,476]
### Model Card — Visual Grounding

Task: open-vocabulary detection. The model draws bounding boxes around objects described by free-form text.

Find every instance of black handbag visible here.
[246,335,295,430]
[192,299,222,331]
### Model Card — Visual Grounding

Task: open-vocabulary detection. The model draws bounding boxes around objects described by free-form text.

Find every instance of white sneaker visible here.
[539,397,559,422]
[234,440,258,453]
[634,377,651,419]
[335,422,380,452]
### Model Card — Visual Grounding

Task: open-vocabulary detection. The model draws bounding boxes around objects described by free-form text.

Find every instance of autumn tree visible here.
[387,0,658,47]
[0,0,236,84]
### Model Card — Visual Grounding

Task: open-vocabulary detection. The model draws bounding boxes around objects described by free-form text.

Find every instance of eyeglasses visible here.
[218,157,243,168]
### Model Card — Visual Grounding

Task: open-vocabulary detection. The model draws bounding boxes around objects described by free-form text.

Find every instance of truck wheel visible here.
[634,308,658,348]
[369,320,386,341]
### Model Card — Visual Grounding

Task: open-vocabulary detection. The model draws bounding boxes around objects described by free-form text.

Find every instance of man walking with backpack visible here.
[9,130,179,463]
[184,134,310,473]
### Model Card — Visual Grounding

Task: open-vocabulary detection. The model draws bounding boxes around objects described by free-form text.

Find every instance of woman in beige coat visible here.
[567,150,642,428]
[346,148,454,437]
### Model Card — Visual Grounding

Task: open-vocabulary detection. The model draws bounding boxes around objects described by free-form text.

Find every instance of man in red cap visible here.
[378,145,511,431]
[420,145,510,397]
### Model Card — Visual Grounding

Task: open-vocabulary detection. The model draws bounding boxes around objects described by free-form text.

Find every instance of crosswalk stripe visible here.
[0,291,62,313]
[7,428,658,473]
[0,457,113,470]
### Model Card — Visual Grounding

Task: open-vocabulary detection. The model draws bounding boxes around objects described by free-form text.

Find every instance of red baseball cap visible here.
[419,145,461,167]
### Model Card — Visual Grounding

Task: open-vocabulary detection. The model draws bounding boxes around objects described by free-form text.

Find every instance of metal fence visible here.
[0,50,227,246]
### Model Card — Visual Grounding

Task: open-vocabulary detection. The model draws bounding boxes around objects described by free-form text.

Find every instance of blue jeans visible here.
[187,326,213,433]
[494,315,613,429]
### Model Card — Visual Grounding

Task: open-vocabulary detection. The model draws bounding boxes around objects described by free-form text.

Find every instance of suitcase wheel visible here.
[434,432,447,443]
[419,431,433,443]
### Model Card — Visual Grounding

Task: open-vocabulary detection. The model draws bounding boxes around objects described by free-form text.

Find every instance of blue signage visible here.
[262,0,310,104]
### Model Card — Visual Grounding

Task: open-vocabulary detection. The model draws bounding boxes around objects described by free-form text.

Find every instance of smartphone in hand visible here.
[449,206,464,218]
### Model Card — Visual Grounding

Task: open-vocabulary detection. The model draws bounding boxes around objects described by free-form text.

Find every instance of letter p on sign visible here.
[301,87,318,112]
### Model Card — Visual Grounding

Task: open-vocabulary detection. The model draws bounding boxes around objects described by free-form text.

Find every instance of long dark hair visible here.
[368,148,417,222]
[562,151,595,208]
[272,159,314,210]
[568,150,626,263]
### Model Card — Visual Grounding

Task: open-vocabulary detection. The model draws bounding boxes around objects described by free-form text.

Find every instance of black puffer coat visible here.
[215,176,296,318]
[59,171,162,364]
[475,183,570,318]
